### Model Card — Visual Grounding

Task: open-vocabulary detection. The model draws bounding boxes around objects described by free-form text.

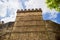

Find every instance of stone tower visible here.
[0,8,60,40]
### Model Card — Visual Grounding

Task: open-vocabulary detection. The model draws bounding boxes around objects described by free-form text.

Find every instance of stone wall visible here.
[0,8,60,40]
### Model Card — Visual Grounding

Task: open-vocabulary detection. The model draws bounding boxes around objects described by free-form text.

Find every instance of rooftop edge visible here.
[17,8,42,13]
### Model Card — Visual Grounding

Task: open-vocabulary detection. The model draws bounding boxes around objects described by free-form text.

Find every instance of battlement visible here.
[0,8,60,40]
[17,8,42,13]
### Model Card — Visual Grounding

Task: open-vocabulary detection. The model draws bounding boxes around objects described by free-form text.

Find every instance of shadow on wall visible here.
[54,24,60,40]
[0,22,15,40]
[0,22,14,29]
[47,21,60,40]
[0,20,60,40]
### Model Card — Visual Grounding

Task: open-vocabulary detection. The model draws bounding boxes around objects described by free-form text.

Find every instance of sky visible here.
[0,0,60,24]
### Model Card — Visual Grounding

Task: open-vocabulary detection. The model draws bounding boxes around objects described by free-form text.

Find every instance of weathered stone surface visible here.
[13,25,46,32]
[1,9,60,40]
[16,15,42,21]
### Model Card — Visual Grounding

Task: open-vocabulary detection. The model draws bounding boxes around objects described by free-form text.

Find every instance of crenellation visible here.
[17,8,42,13]
[28,9,31,11]
[31,9,34,11]
[0,8,58,40]
[24,9,27,11]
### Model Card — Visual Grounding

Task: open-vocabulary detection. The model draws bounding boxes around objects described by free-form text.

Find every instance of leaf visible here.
[46,0,60,12]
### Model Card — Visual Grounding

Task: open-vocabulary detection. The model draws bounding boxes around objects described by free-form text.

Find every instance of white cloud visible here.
[25,0,52,13]
[25,0,46,9]
[0,0,23,23]
[0,1,7,17]
[0,0,59,24]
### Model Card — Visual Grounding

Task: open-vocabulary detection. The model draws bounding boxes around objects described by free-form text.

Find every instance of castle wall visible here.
[0,8,60,40]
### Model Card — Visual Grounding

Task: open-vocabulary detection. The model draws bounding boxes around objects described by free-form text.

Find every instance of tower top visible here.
[17,8,42,13]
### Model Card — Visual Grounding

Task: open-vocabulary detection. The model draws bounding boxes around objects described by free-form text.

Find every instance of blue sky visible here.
[0,0,60,24]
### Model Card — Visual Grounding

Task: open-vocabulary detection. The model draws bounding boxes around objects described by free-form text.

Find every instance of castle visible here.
[0,8,60,40]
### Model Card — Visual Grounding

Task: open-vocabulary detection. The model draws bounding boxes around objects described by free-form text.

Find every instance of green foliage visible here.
[46,0,60,12]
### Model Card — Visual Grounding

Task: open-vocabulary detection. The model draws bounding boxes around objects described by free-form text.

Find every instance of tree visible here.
[46,0,60,12]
